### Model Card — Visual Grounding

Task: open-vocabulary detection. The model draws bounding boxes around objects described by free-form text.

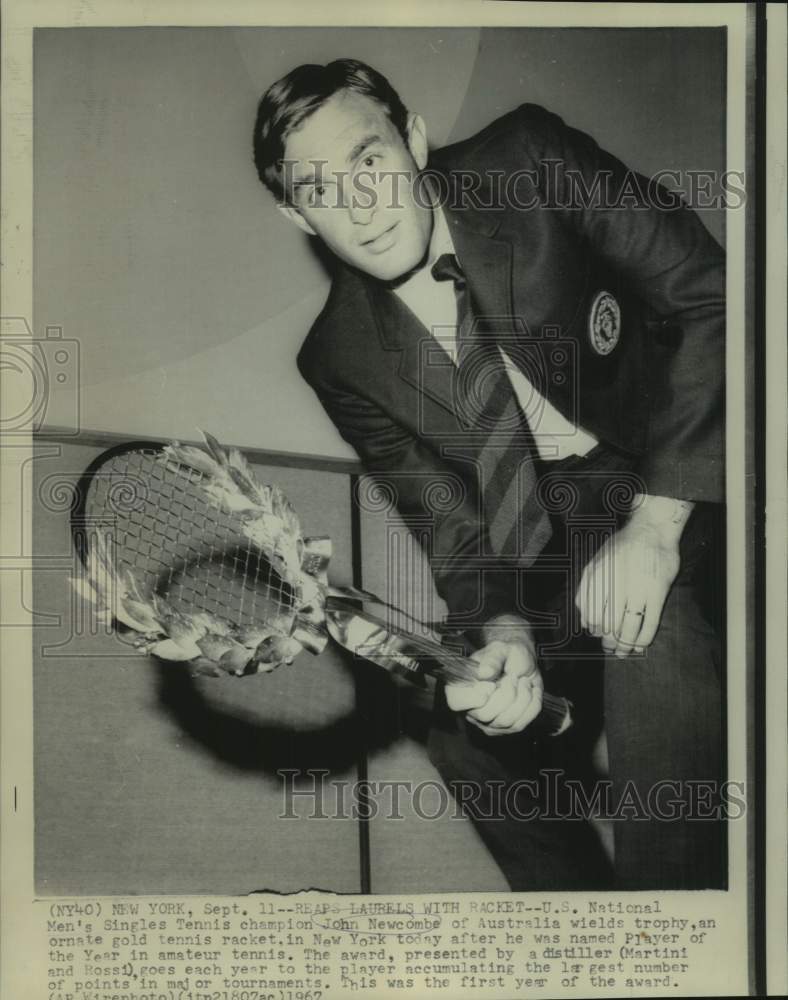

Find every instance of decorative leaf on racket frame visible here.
[162,431,304,589]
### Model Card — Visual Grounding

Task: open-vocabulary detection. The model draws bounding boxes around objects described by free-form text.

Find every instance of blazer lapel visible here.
[443,207,517,336]
[364,278,458,417]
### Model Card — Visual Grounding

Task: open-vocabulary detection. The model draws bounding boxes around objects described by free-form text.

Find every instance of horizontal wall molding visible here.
[33,425,363,476]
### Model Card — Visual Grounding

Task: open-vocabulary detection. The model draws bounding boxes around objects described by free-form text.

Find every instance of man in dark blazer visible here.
[253,59,726,890]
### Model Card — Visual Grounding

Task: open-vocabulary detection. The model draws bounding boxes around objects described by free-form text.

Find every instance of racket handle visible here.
[421,648,573,737]
[321,597,573,736]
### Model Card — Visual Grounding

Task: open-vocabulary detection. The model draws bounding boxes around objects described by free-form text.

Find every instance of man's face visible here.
[279,90,433,282]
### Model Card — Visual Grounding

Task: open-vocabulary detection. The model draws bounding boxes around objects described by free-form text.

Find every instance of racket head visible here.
[71,440,298,637]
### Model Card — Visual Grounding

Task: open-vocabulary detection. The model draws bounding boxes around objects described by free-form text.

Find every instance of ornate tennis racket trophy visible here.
[72,432,572,735]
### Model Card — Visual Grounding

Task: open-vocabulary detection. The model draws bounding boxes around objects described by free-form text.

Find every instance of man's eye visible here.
[362,155,378,168]
[309,185,328,205]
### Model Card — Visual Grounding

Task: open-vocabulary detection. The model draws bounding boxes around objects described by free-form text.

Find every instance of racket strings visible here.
[83,449,295,628]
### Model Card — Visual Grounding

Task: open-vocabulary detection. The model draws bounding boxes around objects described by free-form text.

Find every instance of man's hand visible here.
[445,615,543,736]
[576,494,693,657]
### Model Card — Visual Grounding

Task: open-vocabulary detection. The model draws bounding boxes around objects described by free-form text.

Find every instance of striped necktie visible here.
[430,252,551,564]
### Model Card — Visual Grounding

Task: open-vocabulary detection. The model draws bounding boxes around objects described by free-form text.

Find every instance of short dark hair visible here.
[253,59,410,203]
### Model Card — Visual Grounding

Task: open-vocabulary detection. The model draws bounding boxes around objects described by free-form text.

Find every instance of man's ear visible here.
[405,112,429,170]
[277,202,316,237]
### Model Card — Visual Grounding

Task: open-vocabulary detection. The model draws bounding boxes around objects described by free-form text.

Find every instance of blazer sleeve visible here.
[516,105,726,503]
[299,361,520,633]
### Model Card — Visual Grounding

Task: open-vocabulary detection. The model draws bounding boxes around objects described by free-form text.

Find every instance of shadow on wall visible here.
[153,651,433,776]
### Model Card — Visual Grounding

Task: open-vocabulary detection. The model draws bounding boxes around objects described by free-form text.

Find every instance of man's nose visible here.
[348,200,375,225]
[347,182,378,225]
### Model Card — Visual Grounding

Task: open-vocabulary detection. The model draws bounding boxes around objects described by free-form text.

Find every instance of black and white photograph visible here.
[1,3,784,998]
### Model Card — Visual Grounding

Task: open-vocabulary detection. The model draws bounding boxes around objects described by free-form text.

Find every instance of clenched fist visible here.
[445,615,543,736]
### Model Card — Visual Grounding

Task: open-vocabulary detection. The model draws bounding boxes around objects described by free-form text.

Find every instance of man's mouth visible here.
[362,222,399,253]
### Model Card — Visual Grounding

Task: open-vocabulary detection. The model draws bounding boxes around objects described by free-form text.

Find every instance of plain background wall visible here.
[34,27,725,454]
